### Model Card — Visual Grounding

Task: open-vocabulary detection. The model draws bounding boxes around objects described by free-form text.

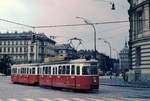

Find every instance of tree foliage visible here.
[0,55,13,75]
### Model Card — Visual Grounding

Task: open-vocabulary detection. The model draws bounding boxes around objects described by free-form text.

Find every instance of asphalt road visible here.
[0,76,150,101]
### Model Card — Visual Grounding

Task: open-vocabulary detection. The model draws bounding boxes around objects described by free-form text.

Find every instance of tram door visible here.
[70,65,76,89]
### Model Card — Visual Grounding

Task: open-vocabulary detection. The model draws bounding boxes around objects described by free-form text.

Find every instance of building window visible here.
[24,47,27,52]
[136,47,141,66]
[31,46,34,52]
[8,47,10,52]
[137,10,143,34]
[12,47,14,53]
[4,47,6,52]
[20,41,22,45]
[8,41,10,45]
[4,41,6,45]
[20,47,22,53]
[0,47,1,52]
[16,41,18,45]
[16,47,18,52]
[12,41,14,45]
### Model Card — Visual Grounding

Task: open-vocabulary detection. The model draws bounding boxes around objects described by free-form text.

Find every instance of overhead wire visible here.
[0,18,149,29]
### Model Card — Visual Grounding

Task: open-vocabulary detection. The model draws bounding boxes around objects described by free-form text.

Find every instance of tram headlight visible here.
[93,77,96,83]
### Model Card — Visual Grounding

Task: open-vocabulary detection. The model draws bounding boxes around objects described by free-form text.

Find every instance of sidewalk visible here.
[99,76,150,88]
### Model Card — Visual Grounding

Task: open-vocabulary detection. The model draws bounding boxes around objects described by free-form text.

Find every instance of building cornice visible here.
[128,0,150,13]
[129,36,150,44]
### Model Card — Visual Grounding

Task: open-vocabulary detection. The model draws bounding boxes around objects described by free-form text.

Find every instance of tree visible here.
[0,55,14,75]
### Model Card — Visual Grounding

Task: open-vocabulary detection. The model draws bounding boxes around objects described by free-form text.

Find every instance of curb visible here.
[100,83,150,88]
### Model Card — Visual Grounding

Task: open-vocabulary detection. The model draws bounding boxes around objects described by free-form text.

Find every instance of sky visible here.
[0,0,130,58]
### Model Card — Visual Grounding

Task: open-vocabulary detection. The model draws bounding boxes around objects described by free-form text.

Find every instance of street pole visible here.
[98,38,112,74]
[98,38,111,59]
[76,17,97,59]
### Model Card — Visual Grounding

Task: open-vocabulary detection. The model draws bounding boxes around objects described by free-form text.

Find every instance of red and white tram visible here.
[11,59,99,90]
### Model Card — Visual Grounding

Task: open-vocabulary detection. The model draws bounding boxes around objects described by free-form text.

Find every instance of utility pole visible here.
[76,17,97,59]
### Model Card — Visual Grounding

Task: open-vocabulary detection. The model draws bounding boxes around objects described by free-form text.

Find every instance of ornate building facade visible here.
[128,0,150,83]
[55,44,77,59]
[119,41,129,74]
[0,31,55,64]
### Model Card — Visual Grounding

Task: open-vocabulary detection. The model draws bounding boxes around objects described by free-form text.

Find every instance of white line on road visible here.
[71,98,86,101]
[24,98,35,101]
[54,98,70,101]
[39,98,53,101]
[7,98,19,101]
[87,98,104,101]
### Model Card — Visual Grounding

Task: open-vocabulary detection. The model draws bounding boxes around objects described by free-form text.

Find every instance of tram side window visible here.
[46,67,48,74]
[58,66,62,74]
[71,65,75,75]
[43,67,46,74]
[24,68,26,74]
[37,67,40,74]
[27,68,29,74]
[32,68,35,74]
[76,66,80,75]
[21,68,23,74]
[12,68,17,74]
[56,67,57,75]
[48,67,51,74]
[53,68,55,74]
[30,68,32,74]
[66,65,70,75]
[18,69,20,74]
[62,66,65,74]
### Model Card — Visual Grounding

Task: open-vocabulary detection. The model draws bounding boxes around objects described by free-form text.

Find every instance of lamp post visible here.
[98,38,111,59]
[98,38,112,75]
[76,17,97,59]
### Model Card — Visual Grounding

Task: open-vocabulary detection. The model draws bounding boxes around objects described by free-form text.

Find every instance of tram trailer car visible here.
[11,59,99,90]
[11,63,40,84]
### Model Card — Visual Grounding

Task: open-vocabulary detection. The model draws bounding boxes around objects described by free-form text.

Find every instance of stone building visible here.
[55,44,77,59]
[0,31,55,63]
[128,0,150,83]
[77,50,119,74]
[119,41,129,74]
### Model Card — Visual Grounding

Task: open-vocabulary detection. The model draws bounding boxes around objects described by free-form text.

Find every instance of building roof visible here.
[55,44,74,50]
[0,31,56,44]
[120,41,129,54]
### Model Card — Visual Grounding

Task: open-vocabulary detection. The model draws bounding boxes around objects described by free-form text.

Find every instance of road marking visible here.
[24,99,35,101]
[71,98,86,101]
[54,98,70,101]
[125,98,148,101]
[7,98,19,101]
[87,98,104,101]
[104,98,124,101]
[39,98,53,101]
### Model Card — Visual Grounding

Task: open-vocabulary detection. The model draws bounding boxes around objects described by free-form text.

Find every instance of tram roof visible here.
[12,59,98,67]
[42,59,98,65]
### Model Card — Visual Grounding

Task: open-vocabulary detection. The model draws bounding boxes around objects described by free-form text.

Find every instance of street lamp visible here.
[76,16,97,59]
[98,38,111,59]
[98,38,113,76]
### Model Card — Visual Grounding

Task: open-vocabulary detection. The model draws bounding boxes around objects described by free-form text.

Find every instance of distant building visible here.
[0,31,55,63]
[77,50,119,74]
[128,0,150,83]
[119,41,129,74]
[55,44,77,59]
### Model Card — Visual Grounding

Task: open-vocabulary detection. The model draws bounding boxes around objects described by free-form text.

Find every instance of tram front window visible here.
[82,66,98,75]
[91,66,98,75]
[82,66,90,75]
